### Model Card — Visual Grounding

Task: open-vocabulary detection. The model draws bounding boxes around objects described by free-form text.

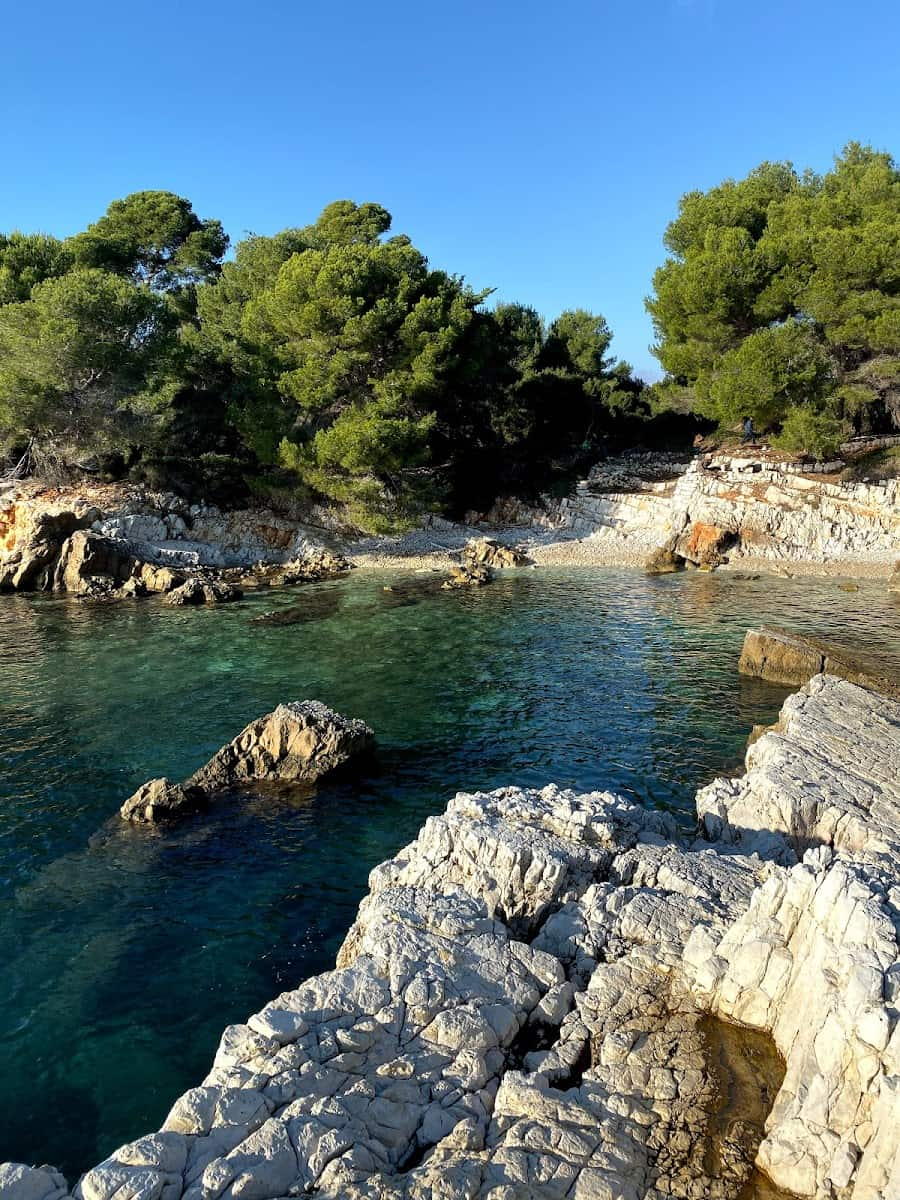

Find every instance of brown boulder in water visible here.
[120,701,375,823]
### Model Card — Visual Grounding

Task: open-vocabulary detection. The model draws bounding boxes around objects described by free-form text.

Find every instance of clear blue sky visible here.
[2,0,899,378]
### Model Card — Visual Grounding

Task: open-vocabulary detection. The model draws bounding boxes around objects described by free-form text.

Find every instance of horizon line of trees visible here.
[0,195,656,530]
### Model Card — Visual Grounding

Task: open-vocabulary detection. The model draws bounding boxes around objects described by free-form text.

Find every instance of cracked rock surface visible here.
[5,675,900,1198]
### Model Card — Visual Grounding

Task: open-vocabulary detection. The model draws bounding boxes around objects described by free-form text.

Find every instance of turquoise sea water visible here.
[1,567,898,1179]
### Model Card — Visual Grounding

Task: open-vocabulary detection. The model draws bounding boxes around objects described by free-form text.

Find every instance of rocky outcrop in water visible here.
[10,673,898,1197]
[438,538,529,589]
[163,578,243,606]
[120,701,375,823]
[739,626,900,698]
[119,778,207,824]
[441,561,493,589]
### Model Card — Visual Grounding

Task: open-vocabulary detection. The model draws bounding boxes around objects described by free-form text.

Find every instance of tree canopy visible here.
[0,268,177,454]
[648,143,900,456]
[0,232,72,304]
[1,192,655,525]
[68,191,228,294]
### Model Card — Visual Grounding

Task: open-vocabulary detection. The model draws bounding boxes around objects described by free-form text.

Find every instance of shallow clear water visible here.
[1,566,897,1179]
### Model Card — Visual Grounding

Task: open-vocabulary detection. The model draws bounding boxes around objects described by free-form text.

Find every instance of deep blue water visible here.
[1,566,897,1180]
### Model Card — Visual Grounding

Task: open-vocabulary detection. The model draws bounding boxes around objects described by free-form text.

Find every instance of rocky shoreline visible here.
[3,450,900,596]
[4,672,898,1199]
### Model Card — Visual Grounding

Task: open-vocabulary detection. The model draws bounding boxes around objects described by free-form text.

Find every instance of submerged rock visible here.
[738,624,900,697]
[119,701,375,824]
[163,577,243,606]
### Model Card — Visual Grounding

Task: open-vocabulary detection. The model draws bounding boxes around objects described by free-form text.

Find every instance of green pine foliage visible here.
[0,192,663,526]
[648,143,900,455]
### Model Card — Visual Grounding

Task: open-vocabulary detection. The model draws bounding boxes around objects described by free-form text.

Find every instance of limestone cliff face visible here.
[5,674,899,1199]
[668,458,900,566]
[482,454,900,569]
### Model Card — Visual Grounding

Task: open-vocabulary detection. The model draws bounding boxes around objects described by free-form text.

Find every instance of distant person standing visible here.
[742,415,756,445]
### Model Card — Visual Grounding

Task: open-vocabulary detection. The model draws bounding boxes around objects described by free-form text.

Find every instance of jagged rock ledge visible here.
[0,485,351,600]
[4,674,900,1199]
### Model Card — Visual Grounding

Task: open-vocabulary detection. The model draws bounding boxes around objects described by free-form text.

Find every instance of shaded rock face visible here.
[645,539,685,575]
[739,625,900,698]
[0,504,100,592]
[119,778,207,824]
[119,702,375,824]
[52,530,133,597]
[10,676,900,1199]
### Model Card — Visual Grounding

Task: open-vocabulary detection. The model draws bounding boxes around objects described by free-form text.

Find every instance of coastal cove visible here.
[3,568,900,1179]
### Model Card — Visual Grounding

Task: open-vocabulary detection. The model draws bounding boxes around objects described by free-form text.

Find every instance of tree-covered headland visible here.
[648,143,900,457]
[0,194,652,530]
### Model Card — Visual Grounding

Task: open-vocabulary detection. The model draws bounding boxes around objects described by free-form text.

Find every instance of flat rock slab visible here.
[738,625,900,697]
